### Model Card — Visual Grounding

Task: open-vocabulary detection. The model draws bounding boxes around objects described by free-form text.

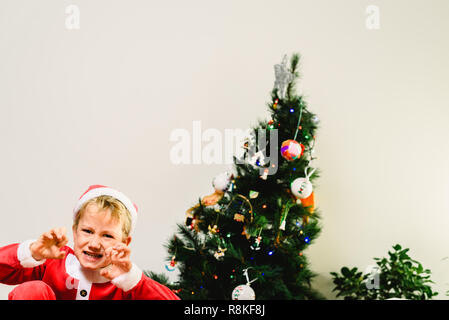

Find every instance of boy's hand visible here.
[100,243,132,280]
[30,227,68,261]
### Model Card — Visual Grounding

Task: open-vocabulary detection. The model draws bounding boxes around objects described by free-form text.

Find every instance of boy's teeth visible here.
[84,251,102,258]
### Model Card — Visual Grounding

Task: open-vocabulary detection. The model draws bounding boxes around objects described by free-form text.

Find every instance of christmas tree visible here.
[156,53,323,300]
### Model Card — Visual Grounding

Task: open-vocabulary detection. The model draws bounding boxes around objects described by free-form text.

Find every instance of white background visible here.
[0,0,448,299]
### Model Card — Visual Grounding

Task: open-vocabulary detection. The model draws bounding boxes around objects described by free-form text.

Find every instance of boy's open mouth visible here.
[83,251,103,259]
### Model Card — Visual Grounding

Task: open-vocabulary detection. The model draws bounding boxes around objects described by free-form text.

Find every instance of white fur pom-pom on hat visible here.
[73,185,138,235]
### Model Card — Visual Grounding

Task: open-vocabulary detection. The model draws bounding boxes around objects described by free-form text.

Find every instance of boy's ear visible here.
[124,236,132,246]
[72,225,76,239]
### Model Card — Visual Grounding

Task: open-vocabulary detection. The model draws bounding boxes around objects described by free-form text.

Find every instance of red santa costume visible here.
[0,185,180,300]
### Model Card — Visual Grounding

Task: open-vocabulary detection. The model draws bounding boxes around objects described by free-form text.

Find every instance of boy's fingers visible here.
[58,237,69,248]
[111,250,119,261]
[100,268,110,279]
[42,232,53,240]
[53,228,66,240]
[114,245,130,254]
[51,230,60,241]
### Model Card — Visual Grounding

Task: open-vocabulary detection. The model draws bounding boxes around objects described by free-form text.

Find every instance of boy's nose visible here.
[88,237,102,250]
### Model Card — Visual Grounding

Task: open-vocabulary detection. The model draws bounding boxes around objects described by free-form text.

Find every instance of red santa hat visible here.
[73,185,138,235]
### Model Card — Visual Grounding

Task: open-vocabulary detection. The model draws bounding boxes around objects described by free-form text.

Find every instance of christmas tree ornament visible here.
[224,194,254,223]
[234,213,245,222]
[300,191,315,213]
[260,168,269,180]
[273,55,294,99]
[231,268,257,300]
[248,150,266,168]
[273,98,279,110]
[241,225,251,240]
[279,202,293,231]
[201,172,234,207]
[208,224,219,235]
[280,139,305,161]
[250,236,262,251]
[291,177,312,199]
[202,192,223,207]
[185,211,198,231]
[291,167,316,199]
[280,98,306,161]
[249,190,259,199]
[250,229,263,251]
[234,200,248,222]
[232,284,255,300]
[213,172,233,193]
[214,246,227,260]
[165,255,177,272]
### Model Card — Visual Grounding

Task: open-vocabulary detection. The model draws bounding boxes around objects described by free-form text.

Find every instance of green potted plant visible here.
[330,244,438,300]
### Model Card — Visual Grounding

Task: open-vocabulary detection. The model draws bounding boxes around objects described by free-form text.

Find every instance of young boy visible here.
[0,184,180,300]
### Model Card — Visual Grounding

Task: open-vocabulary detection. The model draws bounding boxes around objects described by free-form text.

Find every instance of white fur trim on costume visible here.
[111,263,142,292]
[73,187,138,234]
[17,239,46,268]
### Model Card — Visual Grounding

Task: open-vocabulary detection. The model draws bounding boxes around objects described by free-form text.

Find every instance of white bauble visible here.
[212,172,233,193]
[291,177,313,199]
[231,284,256,300]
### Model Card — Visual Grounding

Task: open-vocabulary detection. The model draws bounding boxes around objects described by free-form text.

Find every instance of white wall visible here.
[0,0,448,299]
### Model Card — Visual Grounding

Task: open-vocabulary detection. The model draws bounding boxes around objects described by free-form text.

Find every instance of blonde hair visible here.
[73,195,132,240]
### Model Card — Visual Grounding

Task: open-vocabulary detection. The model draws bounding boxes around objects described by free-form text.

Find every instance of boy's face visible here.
[72,203,131,271]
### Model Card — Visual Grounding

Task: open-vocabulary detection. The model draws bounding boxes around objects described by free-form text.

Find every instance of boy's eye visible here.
[82,229,93,234]
[103,234,114,239]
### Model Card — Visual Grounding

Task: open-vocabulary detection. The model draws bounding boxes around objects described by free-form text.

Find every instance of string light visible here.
[289,108,294,113]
